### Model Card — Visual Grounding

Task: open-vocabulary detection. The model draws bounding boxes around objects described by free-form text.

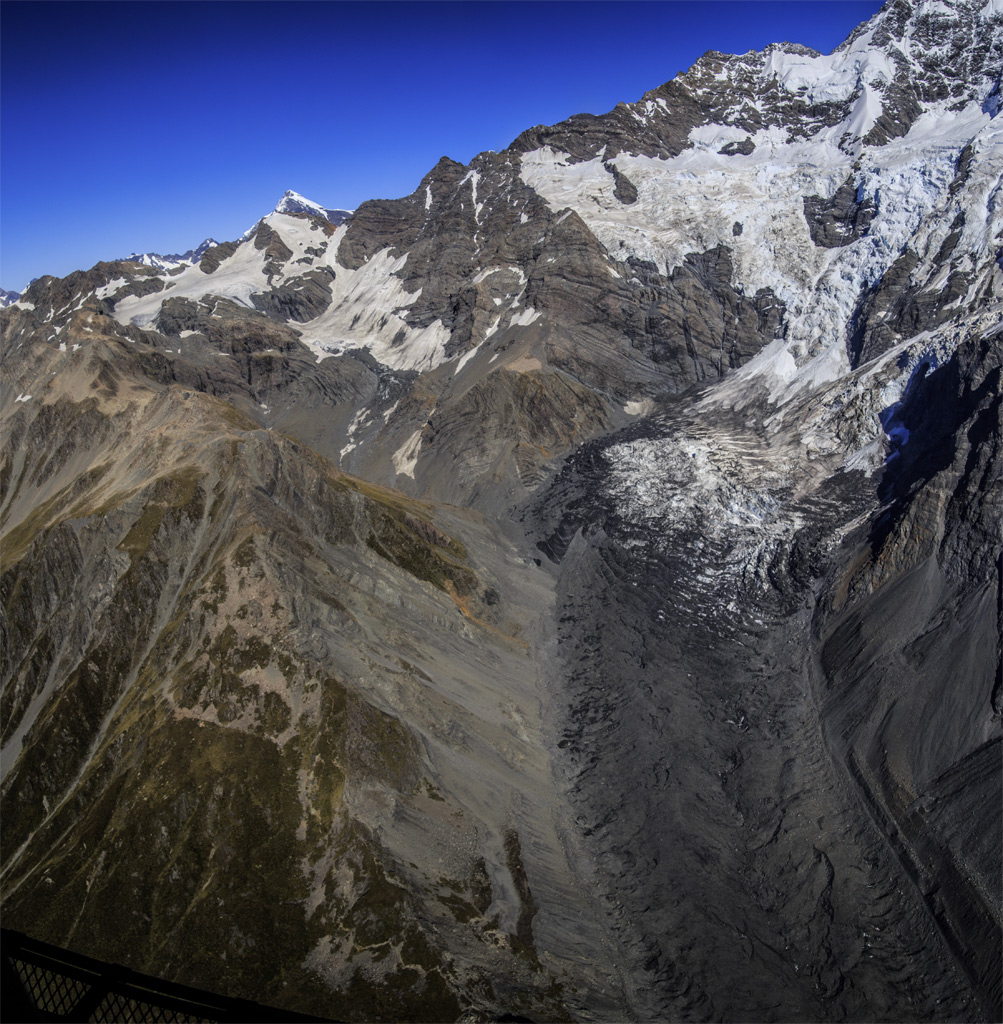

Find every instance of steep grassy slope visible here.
[0,320,619,1021]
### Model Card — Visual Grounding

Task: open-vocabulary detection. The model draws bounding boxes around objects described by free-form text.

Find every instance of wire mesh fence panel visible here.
[3,929,334,1023]
[13,957,92,1016]
[90,991,214,1023]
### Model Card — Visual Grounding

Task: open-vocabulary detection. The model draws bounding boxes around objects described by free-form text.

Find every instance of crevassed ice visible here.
[521,91,999,399]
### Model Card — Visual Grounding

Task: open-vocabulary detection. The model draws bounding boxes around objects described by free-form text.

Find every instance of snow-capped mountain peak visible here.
[273,189,353,226]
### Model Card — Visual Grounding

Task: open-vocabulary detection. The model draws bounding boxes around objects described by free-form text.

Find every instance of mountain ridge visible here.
[117,237,220,273]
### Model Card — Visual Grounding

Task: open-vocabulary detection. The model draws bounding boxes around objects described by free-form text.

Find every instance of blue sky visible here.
[1,0,883,291]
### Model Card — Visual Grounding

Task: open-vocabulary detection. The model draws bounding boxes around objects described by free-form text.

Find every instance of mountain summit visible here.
[2,1,1000,1021]
[273,188,353,226]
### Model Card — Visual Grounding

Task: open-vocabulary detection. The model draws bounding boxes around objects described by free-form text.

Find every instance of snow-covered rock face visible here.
[12,0,999,512]
[111,211,452,372]
[521,0,1001,568]
[521,0,1001,374]
[521,101,997,365]
[273,188,353,226]
[11,0,1001,489]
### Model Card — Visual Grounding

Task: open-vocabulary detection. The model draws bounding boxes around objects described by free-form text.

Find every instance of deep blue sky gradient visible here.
[1,0,883,290]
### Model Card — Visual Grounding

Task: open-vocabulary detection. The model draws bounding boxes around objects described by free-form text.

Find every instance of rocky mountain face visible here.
[2,0,1000,1021]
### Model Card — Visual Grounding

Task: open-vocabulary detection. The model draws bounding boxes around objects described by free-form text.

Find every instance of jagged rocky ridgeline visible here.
[2,0,1001,1020]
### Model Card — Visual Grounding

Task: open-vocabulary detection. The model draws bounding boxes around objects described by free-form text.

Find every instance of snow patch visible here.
[510,307,542,327]
[454,348,480,374]
[762,45,895,107]
[689,123,751,148]
[472,265,526,287]
[624,399,654,417]
[462,169,484,224]
[472,267,503,285]
[345,407,370,439]
[113,234,274,327]
[392,429,423,478]
[300,248,451,372]
[94,278,127,301]
[843,437,885,476]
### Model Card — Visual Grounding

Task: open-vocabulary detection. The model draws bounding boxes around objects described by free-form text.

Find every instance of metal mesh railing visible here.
[88,991,212,1023]
[1,929,333,1023]
[11,958,93,1018]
